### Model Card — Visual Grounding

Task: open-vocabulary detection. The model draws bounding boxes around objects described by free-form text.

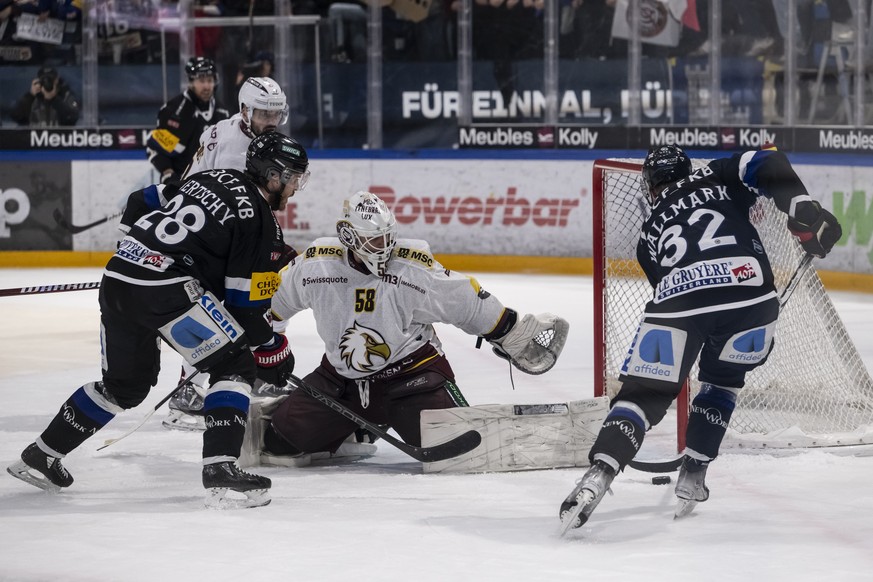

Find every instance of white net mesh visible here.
[596,159,873,449]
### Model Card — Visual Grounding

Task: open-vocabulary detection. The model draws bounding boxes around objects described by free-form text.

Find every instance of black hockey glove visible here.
[787,200,842,258]
[253,333,295,388]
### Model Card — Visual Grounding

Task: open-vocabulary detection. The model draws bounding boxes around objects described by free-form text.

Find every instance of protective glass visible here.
[252,107,289,126]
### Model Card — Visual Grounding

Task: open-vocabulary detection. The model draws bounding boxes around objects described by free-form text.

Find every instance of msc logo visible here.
[719,324,774,364]
[622,322,686,383]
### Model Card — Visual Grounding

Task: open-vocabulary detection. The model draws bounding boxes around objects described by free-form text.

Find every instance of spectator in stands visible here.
[146,56,230,185]
[10,66,79,126]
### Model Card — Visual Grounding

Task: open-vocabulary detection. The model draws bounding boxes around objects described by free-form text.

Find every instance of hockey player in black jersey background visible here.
[7,132,308,509]
[146,56,231,186]
[560,144,842,533]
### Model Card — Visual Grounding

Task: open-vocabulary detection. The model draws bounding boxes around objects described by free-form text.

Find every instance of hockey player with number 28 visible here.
[559,144,842,534]
[160,76,297,432]
[7,132,309,509]
[253,191,569,463]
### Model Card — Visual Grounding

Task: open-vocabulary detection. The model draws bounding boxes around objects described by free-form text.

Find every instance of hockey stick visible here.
[0,281,100,297]
[779,253,814,309]
[288,374,483,463]
[53,207,124,234]
[627,255,817,475]
[97,372,202,451]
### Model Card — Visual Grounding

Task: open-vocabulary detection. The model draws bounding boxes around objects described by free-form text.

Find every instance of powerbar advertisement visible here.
[1,158,871,275]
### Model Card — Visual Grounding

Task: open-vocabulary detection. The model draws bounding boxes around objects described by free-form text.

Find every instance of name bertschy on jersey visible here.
[179,170,251,224]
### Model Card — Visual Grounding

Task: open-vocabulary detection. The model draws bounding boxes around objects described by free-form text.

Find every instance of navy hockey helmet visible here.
[641,145,692,205]
[246,131,310,190]
[185,56,218,81]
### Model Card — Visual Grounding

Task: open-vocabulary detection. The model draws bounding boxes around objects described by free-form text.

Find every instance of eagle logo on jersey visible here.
[339,321,392,373]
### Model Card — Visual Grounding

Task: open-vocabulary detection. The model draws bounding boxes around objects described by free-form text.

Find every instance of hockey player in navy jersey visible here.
[7,132,309,509]
[560,145,842,532]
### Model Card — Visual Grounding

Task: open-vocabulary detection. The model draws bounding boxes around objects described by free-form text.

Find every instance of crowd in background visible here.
[1,0,872,128]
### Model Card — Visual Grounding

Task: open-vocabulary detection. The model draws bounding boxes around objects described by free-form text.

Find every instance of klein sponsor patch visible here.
[251,271,280,299]
[654,257,763,303]
[150,128,180,153]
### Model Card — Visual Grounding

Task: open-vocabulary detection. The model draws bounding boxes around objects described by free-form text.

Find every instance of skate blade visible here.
[204,487,271,509]
[6,461,62,493]
[674,498,699,519]
[162,410,205,432]
[558,489,595,537]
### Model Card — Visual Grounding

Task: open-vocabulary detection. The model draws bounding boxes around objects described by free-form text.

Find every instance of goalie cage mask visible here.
[336,191,398,278]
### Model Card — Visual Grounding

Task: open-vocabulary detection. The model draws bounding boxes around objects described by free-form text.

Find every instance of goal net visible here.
[593,158,873,452]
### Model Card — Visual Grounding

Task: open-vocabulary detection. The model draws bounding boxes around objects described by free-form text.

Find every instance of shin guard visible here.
[685,383,738,460]
[202,378,250,462]
[39,383,122,455]
[588,403,647,470]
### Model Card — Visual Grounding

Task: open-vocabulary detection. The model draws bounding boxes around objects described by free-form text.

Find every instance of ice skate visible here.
[250,378,294,406]
[559,460,615,535]
[202,461,272,509]
[674,457,710,519]
[7,442,74,493]
[162,381,206,432]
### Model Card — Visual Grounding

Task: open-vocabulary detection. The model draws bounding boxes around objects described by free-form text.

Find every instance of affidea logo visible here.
[621,322,687,383]
[718,323,774,364]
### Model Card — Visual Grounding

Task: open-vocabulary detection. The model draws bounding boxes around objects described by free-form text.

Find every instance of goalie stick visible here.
[98,372,203,451]
[53,207,124,234]
[288,374,482,463]
[626,254,817,475]
[0,281,100,297]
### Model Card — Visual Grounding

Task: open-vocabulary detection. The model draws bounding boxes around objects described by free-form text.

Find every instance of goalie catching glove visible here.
[489,312,569,375]
[787,200,842,258]
[253,333,295,387]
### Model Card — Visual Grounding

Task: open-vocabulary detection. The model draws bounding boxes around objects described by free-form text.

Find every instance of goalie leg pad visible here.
[420,397,609,473]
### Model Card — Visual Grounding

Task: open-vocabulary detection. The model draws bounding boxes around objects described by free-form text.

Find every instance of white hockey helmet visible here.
[238,76,289,128]
[336,191,397,277]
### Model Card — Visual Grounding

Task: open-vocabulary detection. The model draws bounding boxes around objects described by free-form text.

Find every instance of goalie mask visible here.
[238,76,289,135]
[641,145,692,206]
[336,191,397,277]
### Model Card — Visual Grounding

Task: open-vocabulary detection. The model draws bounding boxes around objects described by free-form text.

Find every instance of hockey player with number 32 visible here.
[254,191,570,463]
[559,144,842,534]
[7,132,309,509]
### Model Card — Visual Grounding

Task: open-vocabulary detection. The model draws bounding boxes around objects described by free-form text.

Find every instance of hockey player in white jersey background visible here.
[559,144,842,533]
[162,76,297,431]
[255,191,569,463]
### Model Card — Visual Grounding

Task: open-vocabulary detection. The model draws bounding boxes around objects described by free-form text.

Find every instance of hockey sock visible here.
[685,383,739,460]
[588,403,647,470]
[39,383,121,455]
[202,380,250,461]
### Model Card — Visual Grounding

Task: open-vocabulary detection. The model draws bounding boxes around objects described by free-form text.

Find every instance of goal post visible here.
[593,158,873,453]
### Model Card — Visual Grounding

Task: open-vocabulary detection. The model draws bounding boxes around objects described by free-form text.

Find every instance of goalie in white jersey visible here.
[257,191,569,461]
